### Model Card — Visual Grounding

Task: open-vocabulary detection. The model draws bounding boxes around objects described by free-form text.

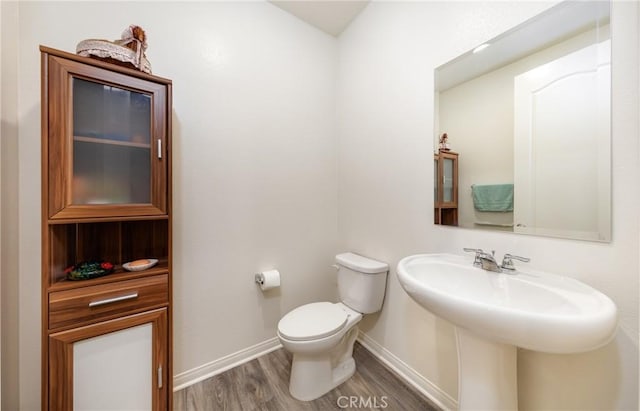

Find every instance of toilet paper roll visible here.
[256,269,281,291]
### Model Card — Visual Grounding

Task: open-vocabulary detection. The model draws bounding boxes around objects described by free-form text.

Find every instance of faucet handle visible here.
[463,248,483,266]
[501,254,530,271]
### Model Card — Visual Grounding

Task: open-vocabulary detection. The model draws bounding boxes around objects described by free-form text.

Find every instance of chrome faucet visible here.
[464,248,500,272]
[464,248,530,273]
[478,250,502,273]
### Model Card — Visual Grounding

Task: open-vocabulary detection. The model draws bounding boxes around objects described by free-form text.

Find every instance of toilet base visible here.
[332,357,356,387]
[288,326,359,401]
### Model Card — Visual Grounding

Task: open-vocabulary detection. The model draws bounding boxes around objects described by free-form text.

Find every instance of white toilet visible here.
[277,252,389,401]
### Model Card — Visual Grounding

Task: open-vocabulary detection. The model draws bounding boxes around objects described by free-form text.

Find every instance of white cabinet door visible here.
[74,323,152,410]
[49,309,167,411]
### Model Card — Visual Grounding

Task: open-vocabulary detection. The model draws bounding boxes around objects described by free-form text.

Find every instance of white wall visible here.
[1,2,20,410]
[8,2,338,409]
[338,1,638,410]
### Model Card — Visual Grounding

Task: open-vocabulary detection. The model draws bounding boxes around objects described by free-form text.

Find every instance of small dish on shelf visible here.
[123,258,158,272]
[65,261,114,281]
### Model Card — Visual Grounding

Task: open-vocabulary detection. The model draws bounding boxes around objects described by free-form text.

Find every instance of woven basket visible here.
[76,26,152,74]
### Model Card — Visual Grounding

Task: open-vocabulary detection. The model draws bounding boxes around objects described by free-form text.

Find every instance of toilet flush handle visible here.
[331,264,340,271]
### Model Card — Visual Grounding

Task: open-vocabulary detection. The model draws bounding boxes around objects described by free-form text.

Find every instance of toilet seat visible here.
[278,302,348,341]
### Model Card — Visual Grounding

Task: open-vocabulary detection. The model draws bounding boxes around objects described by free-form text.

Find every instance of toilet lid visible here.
[278,302,348,341]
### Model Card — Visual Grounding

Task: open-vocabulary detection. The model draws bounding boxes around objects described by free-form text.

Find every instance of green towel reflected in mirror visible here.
[471,184,514,212]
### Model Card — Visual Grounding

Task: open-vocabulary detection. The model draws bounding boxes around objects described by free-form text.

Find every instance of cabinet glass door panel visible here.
[443,157,454,203]
[434,158,439,203]
[72,78,152,205]
[46,54,168,220]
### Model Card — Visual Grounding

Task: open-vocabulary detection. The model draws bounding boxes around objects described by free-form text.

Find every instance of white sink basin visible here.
[397,253,617,353]
[397,253,617,410]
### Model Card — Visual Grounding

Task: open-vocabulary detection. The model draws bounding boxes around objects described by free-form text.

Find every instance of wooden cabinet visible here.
[434,150,458,226]
[41,46,172,410]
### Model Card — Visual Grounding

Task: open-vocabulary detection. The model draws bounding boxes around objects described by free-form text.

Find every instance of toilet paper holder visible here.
[254,269,281,291]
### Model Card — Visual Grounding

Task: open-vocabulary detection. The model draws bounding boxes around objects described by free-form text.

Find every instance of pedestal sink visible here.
[397,253,617,410]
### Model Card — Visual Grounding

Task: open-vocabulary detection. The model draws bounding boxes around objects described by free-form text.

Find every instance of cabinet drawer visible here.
[49,274,168,330]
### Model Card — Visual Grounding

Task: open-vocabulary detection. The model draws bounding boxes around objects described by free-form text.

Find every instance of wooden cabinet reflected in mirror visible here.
[434,150,458,226]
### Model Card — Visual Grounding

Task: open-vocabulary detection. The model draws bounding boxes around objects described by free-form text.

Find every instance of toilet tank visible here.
[336,252,389,314]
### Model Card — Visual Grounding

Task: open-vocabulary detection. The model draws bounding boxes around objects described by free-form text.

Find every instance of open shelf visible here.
[49,261,169,292]
[47,219,169,290]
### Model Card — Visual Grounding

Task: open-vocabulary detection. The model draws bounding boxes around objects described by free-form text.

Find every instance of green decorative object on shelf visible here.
[65,261,115,281]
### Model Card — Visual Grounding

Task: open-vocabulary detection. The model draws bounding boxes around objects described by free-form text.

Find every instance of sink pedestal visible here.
[456,327,518,410]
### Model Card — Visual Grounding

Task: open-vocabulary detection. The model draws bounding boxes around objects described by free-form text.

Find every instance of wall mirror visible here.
[434,0,611,242]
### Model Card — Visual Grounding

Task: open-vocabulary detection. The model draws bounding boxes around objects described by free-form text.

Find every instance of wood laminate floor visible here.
[174,342,442,411]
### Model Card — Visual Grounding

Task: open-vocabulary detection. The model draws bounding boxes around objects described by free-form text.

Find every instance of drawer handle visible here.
[88,292,139,308]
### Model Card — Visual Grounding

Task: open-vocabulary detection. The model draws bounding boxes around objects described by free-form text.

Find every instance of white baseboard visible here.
[173,337,282,392]
[357,332,458,411]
